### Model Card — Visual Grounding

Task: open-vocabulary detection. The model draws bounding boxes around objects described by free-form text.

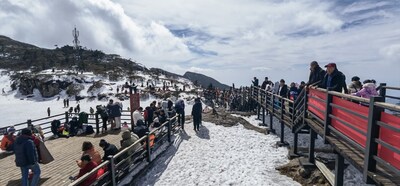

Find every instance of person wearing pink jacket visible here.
[352,80,378,98]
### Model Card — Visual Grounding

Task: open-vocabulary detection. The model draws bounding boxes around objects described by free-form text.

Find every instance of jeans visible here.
[21,163,41,186]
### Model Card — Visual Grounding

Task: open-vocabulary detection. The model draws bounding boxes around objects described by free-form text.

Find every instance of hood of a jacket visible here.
[363,83,376,89]
[15,135,31,145]
[121,131,131,140]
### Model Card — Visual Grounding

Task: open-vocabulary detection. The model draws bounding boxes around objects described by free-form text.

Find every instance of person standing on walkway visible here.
[14,128,41,186]
[320,63,348,93]
[47,107,50,117]
[306,61,325,86]
[191,98,202,131]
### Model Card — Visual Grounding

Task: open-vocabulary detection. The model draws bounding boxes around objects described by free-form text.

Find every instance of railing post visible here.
[363,96,384,184]
[146,132,151,162]
[27,119,32,128]
[335,152,344,186]
[180,114,184,131]
[378,83,386,102]
[302,89,308,127]
[308,129,316,164]
[65,111,69,124]
[95,113,100,134]
[269,94,275,134]
[324,92,333,144]
[168,119,172,142]
[109,156,117,186]
[280,98,284,143]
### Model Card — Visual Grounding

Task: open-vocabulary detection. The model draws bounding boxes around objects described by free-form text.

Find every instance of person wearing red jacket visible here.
[70,154,98,186]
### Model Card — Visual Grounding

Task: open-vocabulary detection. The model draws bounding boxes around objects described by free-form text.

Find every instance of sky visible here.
[1,0,400,87]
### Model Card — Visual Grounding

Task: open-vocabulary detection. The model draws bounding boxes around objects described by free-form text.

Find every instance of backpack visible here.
[85,125,94,134]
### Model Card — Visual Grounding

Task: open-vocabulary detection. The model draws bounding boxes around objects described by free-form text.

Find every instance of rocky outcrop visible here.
[11,73,74,97]
[87,81,104,95]
[66,84,84,96]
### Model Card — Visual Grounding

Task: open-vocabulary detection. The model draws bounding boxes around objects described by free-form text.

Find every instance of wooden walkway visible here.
[0,131,123,186]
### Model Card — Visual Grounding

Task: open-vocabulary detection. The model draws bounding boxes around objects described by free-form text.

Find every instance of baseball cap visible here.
[324,63,336,68]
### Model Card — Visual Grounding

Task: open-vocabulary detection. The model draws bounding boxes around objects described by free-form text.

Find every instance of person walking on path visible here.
[66,98,70,107]
[89,107,94,118]
[47,107,50,117]
[191,98,203,131]
[14,128,41,186]
[63,99,66,108]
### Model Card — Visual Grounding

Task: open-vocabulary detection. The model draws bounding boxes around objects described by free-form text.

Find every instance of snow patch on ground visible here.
[139,122,300,186]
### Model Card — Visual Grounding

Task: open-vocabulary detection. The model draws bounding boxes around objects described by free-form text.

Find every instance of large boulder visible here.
[66,83,84,96]
[87,81,104,95]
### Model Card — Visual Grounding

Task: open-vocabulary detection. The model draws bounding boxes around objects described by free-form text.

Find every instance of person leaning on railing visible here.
[69,155,98,186]
[319,63,348,93]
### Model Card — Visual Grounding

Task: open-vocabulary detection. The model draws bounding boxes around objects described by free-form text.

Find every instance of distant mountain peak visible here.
[183,71,230,90]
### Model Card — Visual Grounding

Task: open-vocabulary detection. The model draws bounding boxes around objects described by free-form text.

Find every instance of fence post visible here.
[378,83,386,102]
[168,119,172,143]
[302,89,308,127]
[95,113,100,134]
[363,96,384,184]
[65,111,69,124]
[278,98,288,147]
[181,114,184,131]
[109,156,117,186]
[335,153,344,186]
[146,132,151,162]
[324,93,333,144]
[269,94,275,134]
[308,129,316,164]
[27,119,32,128]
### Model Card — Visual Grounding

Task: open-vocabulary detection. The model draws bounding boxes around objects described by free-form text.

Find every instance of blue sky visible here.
[0,0,399,87]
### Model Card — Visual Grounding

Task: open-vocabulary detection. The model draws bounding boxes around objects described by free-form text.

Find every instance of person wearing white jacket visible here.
[132,107,144,128]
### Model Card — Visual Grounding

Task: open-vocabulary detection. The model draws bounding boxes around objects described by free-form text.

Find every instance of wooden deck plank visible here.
[0,131,123,186]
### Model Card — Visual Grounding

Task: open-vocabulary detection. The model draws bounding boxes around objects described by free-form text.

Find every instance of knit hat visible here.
[8,126,16,133]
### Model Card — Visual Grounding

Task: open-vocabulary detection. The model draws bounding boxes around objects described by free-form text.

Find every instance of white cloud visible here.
[0,0,399,87]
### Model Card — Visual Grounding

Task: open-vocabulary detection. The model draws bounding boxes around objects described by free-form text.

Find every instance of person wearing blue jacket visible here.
[14,128,41,186]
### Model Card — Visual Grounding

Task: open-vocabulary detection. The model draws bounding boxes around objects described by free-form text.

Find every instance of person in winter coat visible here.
[306,61,326,86]
[99,139,119,162]
[191,98,203,131]
[14,128,41,186]
[278,79,288,98]
[133,120,149,138]
[320,63,348,93]
[68,117,80,136]
[1,126,16,151]
[70,155,98,186]
[132,107,144,127]
[77,141,102,168]
[106,100,116,129]
[89,107,94,118]
[47,107,51,117]
[96,105,109,133]
[348,76,363,94]
[288,82,299,101]
[261,77,271,90]
[252,77,259,87]
[111,102,122,130]
[352,80,378,99]
[120,131,141,163]
[175,99,185,125]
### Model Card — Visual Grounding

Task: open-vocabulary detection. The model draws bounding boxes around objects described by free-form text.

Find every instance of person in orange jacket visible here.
[1,126,16,152]
[76,141,102,168]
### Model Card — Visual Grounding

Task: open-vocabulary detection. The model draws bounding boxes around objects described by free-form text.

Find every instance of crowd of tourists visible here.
[251,61,380,101]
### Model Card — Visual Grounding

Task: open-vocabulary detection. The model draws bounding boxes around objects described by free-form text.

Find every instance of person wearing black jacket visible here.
[191,98,203,131]
[252,77,259,87]
[278,79,288,98]
[14,128,41,186]
[99,139,119,161]
[261,77,270,90]
[320,63,348,93]
[307,61,326,86]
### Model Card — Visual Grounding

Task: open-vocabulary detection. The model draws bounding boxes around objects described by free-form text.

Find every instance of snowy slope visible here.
[0,69,197,128]
[138,122,300,186]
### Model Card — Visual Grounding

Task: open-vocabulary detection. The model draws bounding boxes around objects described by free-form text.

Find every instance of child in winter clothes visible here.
[352,80,378,99]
